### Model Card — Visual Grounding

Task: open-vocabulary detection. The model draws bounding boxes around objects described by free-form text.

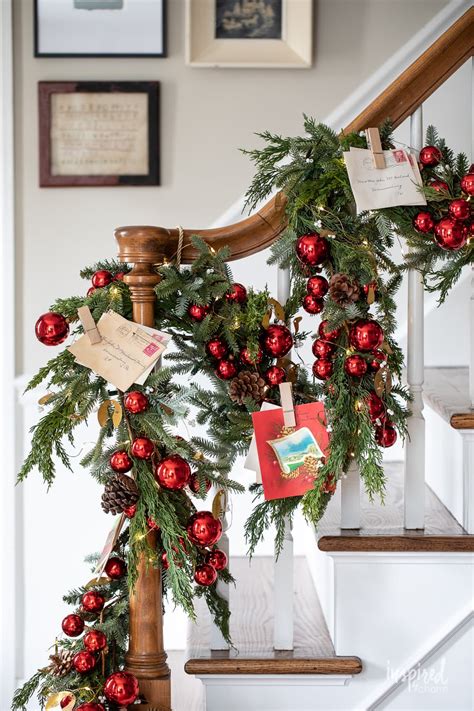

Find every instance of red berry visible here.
[123,504,137,518]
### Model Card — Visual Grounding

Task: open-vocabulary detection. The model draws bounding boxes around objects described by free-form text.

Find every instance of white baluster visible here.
[341,460,360,529]
[404,106,425,530]
[210,498,230,650]
[470,257,474,410]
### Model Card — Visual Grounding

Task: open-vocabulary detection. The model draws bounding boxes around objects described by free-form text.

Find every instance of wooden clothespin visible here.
[279,381,296,428]
[365,127,386,169]
[77,305,101,344]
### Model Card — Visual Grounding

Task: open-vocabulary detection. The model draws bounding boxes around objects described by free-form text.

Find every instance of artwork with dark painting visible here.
[215,0,282,39]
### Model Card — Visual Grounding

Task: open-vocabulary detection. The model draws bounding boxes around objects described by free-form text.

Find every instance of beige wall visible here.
[14,0,448,373]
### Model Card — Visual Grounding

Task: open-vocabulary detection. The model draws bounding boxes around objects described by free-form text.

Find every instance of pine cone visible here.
[48,649,75,677]
[102,472,139,515]
[229,371,267,405]
[329,273,360,306]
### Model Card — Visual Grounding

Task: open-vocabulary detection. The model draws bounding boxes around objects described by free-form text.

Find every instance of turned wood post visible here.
[115,226,172,711]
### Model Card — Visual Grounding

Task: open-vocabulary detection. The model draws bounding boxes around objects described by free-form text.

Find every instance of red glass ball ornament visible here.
[123,504,137,518]
[419,145,442,167]
[226,283,247,304]
[206,338,228,360]
[76,705,105,711]
[131,437,154,460]
[104,671,140,705]
[61,613,84,637]
[194,563,218,587]
[147,516,160,530]
[369,349,387,372]
[104,557,126,580]
[187,511,222,547]
[84,629,107,652]
[110,450,133,474]
[296,232,329,266]
[262,325,293,358]
[460,173,474,196]
[449,198,471,221]
[429,179,449,193]
[73,650,97,674]
[434,218,468,251]
[240,346,263,366]
[349,319,384,352]
[114,272,125,281]
[91,270,113,288]
[60,696,75,709]
[188,473,212,494]
[87,287,96,297]
[35,312,69,346]
[155,454,191,490]
[188,304,210,322]
[161,550,170,570]
[312,338,335,359]
[367,392,386,423]
[124,390,149,415]
[82,590,105,613]
[318,320,341,342]
[413,211,435,233]
[205,548,228,571]
[303,294,324,314]
[312,358,333,381]
[264,365,286,387]
[215,359,238,380]
[344,354,367,378]
[307,275,329,298]
[375,422,398,448]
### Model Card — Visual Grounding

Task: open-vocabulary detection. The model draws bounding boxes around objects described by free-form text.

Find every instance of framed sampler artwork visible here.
[38,81,160,187]
[186,0,313,68]
[34,0,166,58]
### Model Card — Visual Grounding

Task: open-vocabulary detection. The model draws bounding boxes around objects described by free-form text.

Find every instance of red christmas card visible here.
[251,402,329,501]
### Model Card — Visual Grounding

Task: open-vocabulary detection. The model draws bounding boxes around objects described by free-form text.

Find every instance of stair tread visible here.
[424,366,474,429]
[185,556,361,676]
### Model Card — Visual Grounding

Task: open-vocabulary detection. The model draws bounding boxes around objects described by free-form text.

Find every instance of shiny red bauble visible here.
[318,320,341,342]
[114,272,125,281]
[434,218,468,251]
[413,211,435,233]
[124,390,149,414]
[84,629,107,652]
[61,613,84,637]
[188,473,212,494]
[262,325,293,358]
[240,346,263,366]
[226,283,247,304]
[194,563,218,587]
[460,173,474,196]
[76,704,105,711]
[155,454,191,490]
[104,556,127,580]
[215,358,238,380]
[419,145,442,167]
[205,548,228,571]
[131,437,154,460]
[82,590,105,613]
[375,422,397,448]
[187,511,222,547]
[91,270,113,288]
[188,303,210,322]
[302,294,324,314]
[206,338,228,360]
[110,450,133,474]
[103,671,140,705]
[296,232,329,266]
[161,550,171,570]
[87,287,96,297]
[449,198,471,221]
[312,358,334,381]
[429,179,449,193]
[147,516,160,530]
[123,504,137,518]
[367,392,386,423]
[73,650,97,674]
[369,349,387,372]
[312,338,335,359]
[349,319,384,352]
[264,365,286,387]
[344,354,367,378]
[307,275,329,298]
[35,312,69,346]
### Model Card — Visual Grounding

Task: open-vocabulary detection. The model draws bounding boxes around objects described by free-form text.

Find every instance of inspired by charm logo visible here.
[386,658,448,694]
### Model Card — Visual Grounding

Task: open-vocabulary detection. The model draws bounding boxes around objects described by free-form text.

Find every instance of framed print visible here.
[39,82,160,187]
[34,0,166,57]
[186,0,313,68]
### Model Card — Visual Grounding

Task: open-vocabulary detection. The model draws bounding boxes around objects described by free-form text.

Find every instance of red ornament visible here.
[369,349,387,372]
[187,511,222,547]
[375,422,397,448]
[188,304,210,322]
[344,354,367,378]
[262,325,293,357]
[206,338,228,360]
[460,173,474,196]
[318,320,341,342]
[312,338,335,359]
[110,450,133,474]
[349,319,384,352]
[302,294,324,314]
[226,283,247,304]
[429,179,449,193]
[307,275,329,297]
[312,358,333,381]
[264,365,286,387]
[104,671,140,705]
[419,145,442,167]
[124,391,149,414]
[131,437,154,460]
[296,232,329,266]
[73,650,96,674]
[61,613,84,637]
[321,475,337,494]
[188,473,212,494]
[104,557,126,580]
[35,312,69,346]
[215,359,238,380]
[413,211,435,233]
[434,218,468,251]
[82,590,105,613]
[123,504,137,518]
[87,287,96,297]
[161,550,170,570]
[367,392,386,423]
[155,454,191,490]
[240,346,263,366]
[114,272,125,281]
[60,696,74,709]
[76,705,105,711]
[84,629,107,652]
[194,563,218,587]
[91,270,113,288]
[449,198,471,221]
[205,549,228,571]
[147,516,160,530]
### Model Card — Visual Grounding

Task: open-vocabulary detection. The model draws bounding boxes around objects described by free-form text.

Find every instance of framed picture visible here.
[38,81,160,187]
[186,0,313,68]
[34,0,166,57]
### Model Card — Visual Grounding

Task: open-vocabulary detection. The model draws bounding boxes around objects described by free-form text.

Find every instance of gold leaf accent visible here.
[98,399,122,428]
[385,367,393,394]
[374,369,385,397]
[261,311,271,329]
[286,363,298,384]
[380,340,393,355]
[38,394,54,405]
[366,284,376,305]
[293,316,302,334]
[212,489,228,521]
[45,692,76,711]
[84,576,111,589]
[268,298,286,322]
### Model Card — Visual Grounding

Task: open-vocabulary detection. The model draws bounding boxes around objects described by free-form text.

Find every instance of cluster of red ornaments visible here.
[87,269,124,297]
[311,320,340,381]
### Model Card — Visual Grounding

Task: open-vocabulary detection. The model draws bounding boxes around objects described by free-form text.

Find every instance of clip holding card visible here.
[365,127,386,169]
[77,305,101,345]
[279,381,296,428]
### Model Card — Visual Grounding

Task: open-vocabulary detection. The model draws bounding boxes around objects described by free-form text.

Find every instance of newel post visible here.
[115,226,172,711]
